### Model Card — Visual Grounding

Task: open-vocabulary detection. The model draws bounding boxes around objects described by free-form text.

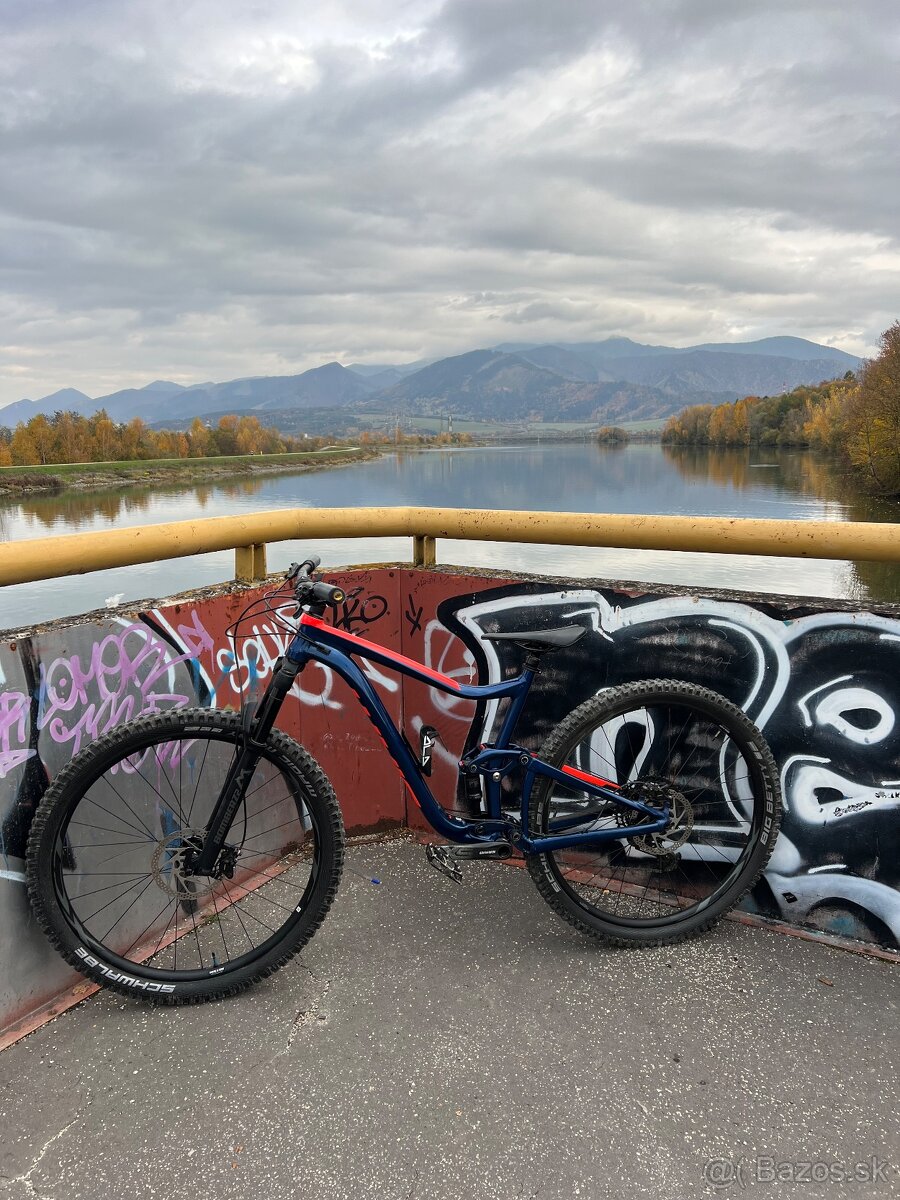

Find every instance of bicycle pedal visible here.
[425,843,463,884]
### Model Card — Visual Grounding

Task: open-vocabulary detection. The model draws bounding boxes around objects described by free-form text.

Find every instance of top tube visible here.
[294,613,526,703]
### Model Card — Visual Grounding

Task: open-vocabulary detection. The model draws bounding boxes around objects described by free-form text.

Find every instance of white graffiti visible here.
[451,587,900,947]
[422,618,478,718]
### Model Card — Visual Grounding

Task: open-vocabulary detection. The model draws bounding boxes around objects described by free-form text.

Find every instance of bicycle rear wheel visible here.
[26,709,344,1003]
[527,680,781,946]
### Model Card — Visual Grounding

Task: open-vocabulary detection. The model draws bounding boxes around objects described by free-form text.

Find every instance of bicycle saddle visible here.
[481,625,586,653]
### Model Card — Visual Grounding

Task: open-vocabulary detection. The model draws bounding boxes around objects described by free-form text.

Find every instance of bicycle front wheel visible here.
[527,680,781,946]
[26,709,344,1003]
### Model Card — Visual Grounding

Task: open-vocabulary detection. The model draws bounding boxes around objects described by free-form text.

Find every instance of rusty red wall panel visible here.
[398,571,487,830]
[158,568,408,832]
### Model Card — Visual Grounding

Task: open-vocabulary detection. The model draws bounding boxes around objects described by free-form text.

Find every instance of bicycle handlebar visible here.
[286,555,344,609]
[286,555,321,582]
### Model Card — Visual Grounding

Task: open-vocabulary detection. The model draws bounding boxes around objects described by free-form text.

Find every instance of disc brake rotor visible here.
[150,829,220,898]
[617,781,695,856]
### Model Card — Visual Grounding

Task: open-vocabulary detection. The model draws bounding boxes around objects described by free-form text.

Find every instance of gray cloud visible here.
[1,0,898,404]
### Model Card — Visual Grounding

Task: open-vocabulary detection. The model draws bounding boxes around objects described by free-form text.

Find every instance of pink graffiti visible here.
[171,609,215,658]
[39,622,199,754]
[0,690,34,780]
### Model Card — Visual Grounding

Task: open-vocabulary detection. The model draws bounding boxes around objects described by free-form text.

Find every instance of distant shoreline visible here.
[0,447,378,497]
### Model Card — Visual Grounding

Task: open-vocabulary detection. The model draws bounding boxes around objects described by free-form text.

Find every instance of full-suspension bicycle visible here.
[27,557,782,1002]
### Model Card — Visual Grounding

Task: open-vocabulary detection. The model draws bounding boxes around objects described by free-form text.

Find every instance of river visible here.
[2,442,899,627]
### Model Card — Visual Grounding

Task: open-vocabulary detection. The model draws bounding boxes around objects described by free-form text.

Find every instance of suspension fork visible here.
[192,656,302,876]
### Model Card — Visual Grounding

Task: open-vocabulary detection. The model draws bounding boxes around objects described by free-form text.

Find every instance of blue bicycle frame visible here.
[286,614,670,855]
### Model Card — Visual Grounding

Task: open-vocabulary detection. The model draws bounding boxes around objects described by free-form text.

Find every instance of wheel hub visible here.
[150,830,238,898]
[618,781,695,856]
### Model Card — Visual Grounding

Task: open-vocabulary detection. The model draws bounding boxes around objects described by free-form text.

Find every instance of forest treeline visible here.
[0,412,324,466]
[662,321,900,493]
[0,409,475,468]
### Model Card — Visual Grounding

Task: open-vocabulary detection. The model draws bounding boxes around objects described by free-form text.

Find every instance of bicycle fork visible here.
[191,657,301,876]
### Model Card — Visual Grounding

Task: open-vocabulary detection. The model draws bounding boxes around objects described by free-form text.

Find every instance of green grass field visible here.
[0,447,363,479]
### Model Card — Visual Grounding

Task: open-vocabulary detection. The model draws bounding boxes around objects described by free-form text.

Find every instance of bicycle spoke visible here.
[537,689,773,929]
[48,716,333,987]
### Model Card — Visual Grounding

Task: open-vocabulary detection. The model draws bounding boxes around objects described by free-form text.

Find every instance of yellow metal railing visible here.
[0,507,898,587]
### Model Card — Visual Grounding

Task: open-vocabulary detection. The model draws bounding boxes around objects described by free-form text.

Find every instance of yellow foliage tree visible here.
[188,417,210,457]
[845,322,900,491]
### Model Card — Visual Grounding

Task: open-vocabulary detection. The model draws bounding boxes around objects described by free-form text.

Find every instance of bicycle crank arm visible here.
[450,841,514,860]
[426,840,514,883]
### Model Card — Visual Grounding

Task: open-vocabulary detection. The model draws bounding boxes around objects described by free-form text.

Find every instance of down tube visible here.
[298,642,482,843]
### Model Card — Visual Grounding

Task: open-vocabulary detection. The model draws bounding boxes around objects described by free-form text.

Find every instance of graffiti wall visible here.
[0,570,407,1036]
[404,576,900,952]
[396,571,900,955]
[2,566,899,1038]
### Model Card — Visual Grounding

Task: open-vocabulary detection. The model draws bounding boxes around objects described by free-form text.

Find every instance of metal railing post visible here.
[412,534,436,568]
[235,543,268,582]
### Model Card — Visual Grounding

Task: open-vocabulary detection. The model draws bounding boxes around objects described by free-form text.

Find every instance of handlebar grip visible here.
[309,581,345,605]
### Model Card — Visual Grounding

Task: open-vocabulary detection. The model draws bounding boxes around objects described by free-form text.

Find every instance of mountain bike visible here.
[26,557,782,1003]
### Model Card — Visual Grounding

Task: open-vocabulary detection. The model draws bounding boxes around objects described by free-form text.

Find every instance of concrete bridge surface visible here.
[0,838,897,1200]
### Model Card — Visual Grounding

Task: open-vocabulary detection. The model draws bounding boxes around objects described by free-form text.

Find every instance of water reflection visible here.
[663,445,759,492]
[8,475,267,531]
[662,444,900,517]
[662,445,900,602]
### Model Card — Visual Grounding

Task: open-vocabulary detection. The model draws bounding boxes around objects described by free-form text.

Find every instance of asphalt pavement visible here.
[0,838,898,1200]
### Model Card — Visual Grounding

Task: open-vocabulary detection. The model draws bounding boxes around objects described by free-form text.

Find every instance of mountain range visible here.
[1,336,861,431]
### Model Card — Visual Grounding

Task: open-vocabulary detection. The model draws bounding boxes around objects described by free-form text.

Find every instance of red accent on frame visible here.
[300,613,462,691]
[560,764,618,789]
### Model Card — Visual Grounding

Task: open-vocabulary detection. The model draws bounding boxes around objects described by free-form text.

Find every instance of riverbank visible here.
[0,446,378,495]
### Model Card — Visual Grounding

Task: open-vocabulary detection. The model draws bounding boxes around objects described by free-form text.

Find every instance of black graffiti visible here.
[0,639,49,861]
[404,596,424,637]
[437,581,900,951]
[333,588,389,633]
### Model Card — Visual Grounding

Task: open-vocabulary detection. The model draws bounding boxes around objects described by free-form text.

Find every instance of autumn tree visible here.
[235,416,265,455]
[0,407,327,468]
[10,425,39,465]
[845,322,900,492]
[804,376,856,453]
[51,410,93,462]
[188,417,210,457]
[29,414,55,464]
[89,409,118,461]
[708,404,735,444]
[662,404,713,444]
[119,417,151,460]
[211,415,239,456]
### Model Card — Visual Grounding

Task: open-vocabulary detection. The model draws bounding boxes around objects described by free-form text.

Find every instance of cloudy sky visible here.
[1,0,898,406]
